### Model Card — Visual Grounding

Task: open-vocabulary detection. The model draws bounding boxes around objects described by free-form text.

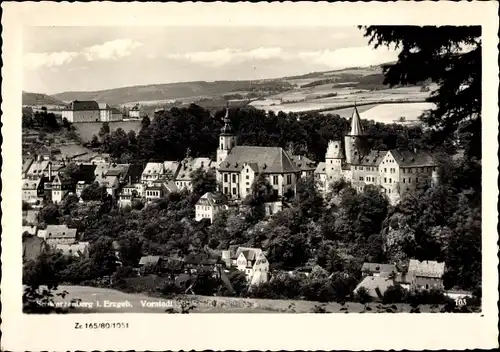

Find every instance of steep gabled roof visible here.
[389,149,436,167]
[218,146,299,174]
[67,100,100,111]
[361,263,396,274]
[197,192,228,207]
[355,150,388,167]
[176,157,213,181]
[291,155,317,171]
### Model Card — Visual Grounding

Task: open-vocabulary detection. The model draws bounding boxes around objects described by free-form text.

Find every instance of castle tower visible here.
[216,107,237,166]
[344,105,364,165]
[325,140,344,183]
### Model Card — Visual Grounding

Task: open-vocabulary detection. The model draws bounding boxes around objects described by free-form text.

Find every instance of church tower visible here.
[344,105,365,165]
[216,107,237,166]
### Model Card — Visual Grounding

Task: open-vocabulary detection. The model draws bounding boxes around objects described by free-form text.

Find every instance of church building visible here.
[215,109,301,200]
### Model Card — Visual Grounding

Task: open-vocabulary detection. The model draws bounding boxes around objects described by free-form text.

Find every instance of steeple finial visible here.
[221,104,233,135]
[350,104,363,136]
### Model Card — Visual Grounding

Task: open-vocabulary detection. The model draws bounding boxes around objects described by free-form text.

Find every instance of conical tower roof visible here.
[349,105,364,136]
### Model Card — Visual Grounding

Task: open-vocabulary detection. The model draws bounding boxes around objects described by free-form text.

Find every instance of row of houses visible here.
[353,260,448,299]
[22,224,89,262]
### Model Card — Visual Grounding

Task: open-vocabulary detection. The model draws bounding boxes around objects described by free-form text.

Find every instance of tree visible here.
[118,233,143,267]
[90,134,100,148]
[141,115,151,130]
[89,236,119,277]
[190,168,217,198]
[360,26,481,158]
[99,122,110,138]
[293,175,324,221]
[80,182,109,202]
[38,203,60,225]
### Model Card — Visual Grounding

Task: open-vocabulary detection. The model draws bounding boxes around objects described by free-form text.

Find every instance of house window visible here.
[416,177,419,183]
[384,168,387,172]
[409,178,412,184]
[224,187,228,194]
[246,188,250,193]
[359,166,363,171]
[224,174,228,182]
[273,175,278,185]
[354,166,357,170]
[403,178,406,183]
[246,175,249,180]
[286,174,292,184]
[232,174,236,183]
[384,177,387,183]
[389,178,392,183]
[232,187,236,195]
[359,176,364,181]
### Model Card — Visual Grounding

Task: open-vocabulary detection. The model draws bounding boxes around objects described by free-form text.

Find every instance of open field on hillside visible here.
[47,285,446,314]
[322,102,435,125]
[74,121,142,142]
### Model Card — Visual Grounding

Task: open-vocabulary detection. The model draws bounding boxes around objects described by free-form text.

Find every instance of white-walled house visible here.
[62,101,101,123]
[221,247,269,285]
[195,192,228,222]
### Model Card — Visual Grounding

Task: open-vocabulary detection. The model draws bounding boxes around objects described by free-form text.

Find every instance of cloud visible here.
[24,39,143,70]
[24,51,79,70]
[166,47,288,67]
[83,39,143,62]
[298,46,398,69]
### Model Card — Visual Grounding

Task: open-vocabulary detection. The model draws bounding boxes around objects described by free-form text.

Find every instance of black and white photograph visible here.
[1,2,498,351]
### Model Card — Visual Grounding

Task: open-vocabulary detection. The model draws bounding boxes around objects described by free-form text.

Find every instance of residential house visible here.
[62,100,101,123]
[291,155,317,179]
[51,174,74,204]
[129,104,141,118]
[221,247,269,285]
[56,242,90,258]
[75,164,97,198]
[22,178,44,204]
[141,162,165,186]
[183,253,223,277]
[118,183,143,208]
[407,259,445,291]
[38,225,78,246]
[361,263,397,277]
[90,153,111,164]
[138,255,163,269]
[195,192,228,222]
[175,157,215,191]
[314,162,327,194]
[98,103,112,122]
[353,275,394,300]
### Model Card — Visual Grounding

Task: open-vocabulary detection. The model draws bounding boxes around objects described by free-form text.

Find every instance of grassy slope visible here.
[74,121,142,142]
[48,65,390,106]
[54,285,444,314]
[22,91,67,106]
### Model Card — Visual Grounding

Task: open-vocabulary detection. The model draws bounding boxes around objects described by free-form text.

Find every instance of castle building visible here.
[215,108,300,200]
[316,106,438,204]
[62,100,123,123]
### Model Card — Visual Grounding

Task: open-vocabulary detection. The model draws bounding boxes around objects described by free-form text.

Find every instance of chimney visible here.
[48,162,52,182]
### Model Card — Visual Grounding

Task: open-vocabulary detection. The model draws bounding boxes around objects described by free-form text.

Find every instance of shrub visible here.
[354,286,372,304]
[382,284,408,304]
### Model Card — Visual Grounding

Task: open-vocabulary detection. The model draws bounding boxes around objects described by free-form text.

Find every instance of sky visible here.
[23,26,398,95]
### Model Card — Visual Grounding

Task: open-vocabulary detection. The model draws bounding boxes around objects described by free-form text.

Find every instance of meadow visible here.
[74,121,142,142]
[53,285,445,314]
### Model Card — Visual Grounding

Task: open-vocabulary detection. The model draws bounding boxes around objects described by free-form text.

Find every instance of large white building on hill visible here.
[62,100,123,123]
